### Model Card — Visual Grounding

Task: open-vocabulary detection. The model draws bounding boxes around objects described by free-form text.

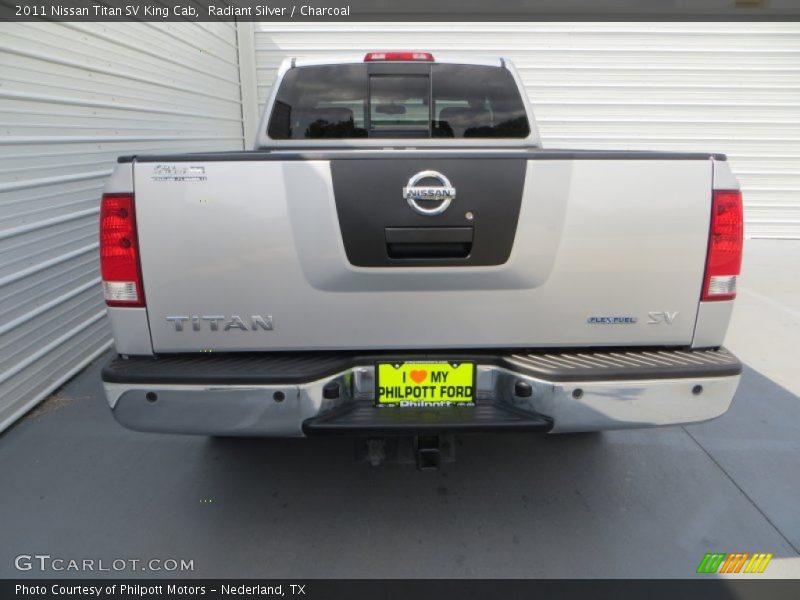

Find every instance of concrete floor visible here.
[1,239,798,579]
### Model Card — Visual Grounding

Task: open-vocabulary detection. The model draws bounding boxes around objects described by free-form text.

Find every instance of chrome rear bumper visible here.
[103,348,741,436]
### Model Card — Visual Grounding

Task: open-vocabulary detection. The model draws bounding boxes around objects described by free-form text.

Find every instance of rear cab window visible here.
[267,62,530,140]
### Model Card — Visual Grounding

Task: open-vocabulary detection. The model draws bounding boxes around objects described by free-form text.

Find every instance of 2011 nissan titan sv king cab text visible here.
[100,52,744,446]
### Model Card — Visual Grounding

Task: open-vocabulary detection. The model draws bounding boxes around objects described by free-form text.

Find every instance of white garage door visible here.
[0,23,246,431]
[253,22,800,239]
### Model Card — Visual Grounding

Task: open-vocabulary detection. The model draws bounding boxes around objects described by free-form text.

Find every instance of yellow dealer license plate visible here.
[376,361,475,406]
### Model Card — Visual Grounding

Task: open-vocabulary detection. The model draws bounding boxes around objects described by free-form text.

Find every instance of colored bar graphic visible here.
[696,552,772,574]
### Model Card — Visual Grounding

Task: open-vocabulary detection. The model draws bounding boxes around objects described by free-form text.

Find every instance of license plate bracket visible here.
[376,361,475,407]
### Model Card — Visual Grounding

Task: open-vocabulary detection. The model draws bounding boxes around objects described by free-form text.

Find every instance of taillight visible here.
[364,51,434,62]
[702,189,743,301]
[99,193,145,307]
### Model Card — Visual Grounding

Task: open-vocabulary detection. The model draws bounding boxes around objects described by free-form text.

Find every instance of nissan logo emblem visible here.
[403,170,456,216]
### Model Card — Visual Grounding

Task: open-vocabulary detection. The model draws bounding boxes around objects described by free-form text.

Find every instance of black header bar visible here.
[2,0,800,22]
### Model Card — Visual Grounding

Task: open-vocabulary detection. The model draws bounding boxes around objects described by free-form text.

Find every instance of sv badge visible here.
[648,311,678,325]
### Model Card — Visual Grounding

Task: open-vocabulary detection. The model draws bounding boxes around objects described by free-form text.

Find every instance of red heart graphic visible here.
[409,369,427,384]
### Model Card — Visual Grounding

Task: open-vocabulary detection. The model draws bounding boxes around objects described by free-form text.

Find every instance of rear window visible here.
[267,63,530,140]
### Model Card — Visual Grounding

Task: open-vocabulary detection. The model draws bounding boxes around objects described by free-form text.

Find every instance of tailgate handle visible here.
[385,227,473,259]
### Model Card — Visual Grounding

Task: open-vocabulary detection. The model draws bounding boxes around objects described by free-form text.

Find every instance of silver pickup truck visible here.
[100,52,743,450]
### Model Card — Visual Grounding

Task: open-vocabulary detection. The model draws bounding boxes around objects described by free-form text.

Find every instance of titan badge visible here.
[166,315,273,332]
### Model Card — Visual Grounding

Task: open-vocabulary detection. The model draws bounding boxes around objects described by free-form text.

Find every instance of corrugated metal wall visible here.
[253,22,800,239]
[0,23,246,431]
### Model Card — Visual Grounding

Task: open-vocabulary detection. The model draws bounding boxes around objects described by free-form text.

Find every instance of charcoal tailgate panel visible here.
[331,158,526,267]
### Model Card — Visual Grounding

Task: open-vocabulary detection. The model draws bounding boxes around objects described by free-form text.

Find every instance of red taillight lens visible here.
[364,51,434,62]
[100,193,145,307]
[702,189,743,301]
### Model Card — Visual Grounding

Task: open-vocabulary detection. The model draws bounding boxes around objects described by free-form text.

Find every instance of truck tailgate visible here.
[133,154,712,352]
